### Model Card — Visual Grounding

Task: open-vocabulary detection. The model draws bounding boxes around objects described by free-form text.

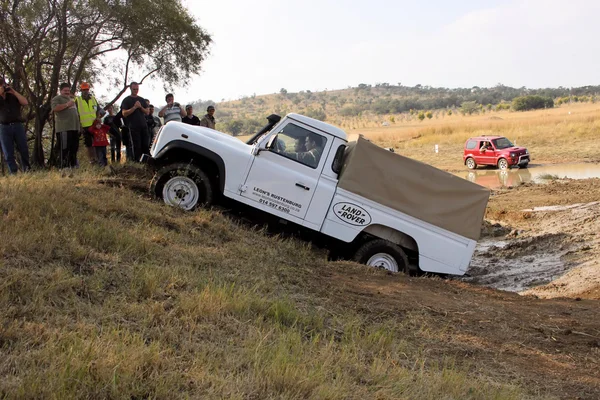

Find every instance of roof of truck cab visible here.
[287,113,348,140]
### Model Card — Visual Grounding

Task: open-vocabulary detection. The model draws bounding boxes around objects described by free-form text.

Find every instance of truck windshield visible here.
[492,137,514,149]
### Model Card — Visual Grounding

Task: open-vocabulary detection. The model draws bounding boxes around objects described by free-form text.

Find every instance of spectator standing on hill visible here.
[51,82,80,168]
[103,104,122,163]
[182,104,200,126]
[114,109,131,161]
[88,112,110,167]
[199,105,216,129]
[158,93,185,124]
[120,82,150,162]
[75,82,100,165]
[146,103,161,145]
[0,77,30,174]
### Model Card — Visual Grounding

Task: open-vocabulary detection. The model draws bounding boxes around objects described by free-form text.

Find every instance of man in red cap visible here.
[75,82,100,164]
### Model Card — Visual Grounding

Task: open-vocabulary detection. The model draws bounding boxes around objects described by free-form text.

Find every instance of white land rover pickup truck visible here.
[142,113,490,275]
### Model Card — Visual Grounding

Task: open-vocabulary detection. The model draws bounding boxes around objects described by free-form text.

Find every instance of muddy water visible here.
[463,238,568,292]
[457,163,600,189]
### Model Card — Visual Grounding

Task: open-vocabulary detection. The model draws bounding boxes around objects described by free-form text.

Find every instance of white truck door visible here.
[240,120,332,220]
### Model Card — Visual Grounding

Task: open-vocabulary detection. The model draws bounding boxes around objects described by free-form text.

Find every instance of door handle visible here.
[295,183,310,191]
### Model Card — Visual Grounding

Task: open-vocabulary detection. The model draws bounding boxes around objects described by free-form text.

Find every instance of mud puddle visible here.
[458,162,600,189]
[463,237,570,292]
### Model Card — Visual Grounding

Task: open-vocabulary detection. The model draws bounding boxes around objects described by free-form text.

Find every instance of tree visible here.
[0,0,211,166]
[460,101,479,115]
[417,111,425,121]
[425,111,433,119]
[512,95,554,111]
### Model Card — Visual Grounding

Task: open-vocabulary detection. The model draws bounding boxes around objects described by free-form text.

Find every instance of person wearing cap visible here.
[158,93,185,124]
[182,104,200,126]
[0,77,30,174]
[75,82,100,164]
[51,82,80,168]
[199,105,216,129]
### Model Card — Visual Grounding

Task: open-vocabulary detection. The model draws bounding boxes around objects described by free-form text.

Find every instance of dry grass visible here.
[0,168,530,399]
[360,103,600,170]
[234,103,599,172]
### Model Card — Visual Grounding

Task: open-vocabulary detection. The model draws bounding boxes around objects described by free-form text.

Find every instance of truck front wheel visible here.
[353,239,408,273]
[151,163,214,210]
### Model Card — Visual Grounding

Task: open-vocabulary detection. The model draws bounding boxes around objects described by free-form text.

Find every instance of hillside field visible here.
[1,100,599,399]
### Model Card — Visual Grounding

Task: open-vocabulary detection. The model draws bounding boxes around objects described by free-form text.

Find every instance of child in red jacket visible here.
[88,111,110,166]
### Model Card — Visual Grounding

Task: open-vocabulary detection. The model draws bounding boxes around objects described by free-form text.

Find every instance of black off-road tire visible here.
[353,239,409,273]
[150,163,214,210]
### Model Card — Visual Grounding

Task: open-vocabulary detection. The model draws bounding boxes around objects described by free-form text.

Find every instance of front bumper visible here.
[510,154,530,165]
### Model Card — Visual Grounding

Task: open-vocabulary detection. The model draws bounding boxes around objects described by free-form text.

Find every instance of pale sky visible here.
[97,0,600,106]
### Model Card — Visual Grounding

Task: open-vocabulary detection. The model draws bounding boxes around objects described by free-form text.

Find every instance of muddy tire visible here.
[150,163,214,210]
[497,158,509,170]
[466,157,477,170]
[353,239,408,273]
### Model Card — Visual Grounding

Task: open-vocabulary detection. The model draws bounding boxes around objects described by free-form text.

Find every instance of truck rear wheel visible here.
[353,239,408,273]
[151,163,214,210]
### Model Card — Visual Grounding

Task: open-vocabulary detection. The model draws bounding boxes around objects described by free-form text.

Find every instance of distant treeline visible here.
[344,83,599,115]
[186,83,600,135]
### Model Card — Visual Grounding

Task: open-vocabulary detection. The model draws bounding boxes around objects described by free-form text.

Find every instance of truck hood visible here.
[168,122,250,151]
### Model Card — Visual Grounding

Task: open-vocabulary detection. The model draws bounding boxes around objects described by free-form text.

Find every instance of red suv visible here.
[463,136,530,170]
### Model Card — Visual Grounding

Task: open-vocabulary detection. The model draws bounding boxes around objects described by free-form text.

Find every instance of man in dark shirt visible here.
[182,105,200,126]
[0,78,30,174]
[103,104,122,163]
[120,82,149,162]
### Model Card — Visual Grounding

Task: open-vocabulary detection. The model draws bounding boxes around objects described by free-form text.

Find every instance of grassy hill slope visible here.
[1,168,599,399]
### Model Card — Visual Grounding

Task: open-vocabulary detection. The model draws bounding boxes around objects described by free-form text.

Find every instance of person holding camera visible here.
[51,83,80,168]
[158,93,185,124]
[0,78,30,174]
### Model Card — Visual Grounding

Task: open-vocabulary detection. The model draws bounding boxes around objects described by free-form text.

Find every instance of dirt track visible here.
[319,177,600,398]
[463,177,600,300]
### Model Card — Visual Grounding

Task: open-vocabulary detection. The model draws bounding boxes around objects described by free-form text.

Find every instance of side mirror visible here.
[266,134,278,150]
[254,134,278,156]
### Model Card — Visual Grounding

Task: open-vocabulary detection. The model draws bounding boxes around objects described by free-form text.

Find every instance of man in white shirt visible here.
[158,93,185,124]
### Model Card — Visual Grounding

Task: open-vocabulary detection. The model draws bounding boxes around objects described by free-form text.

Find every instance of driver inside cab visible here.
[480,141,492,152]
[276,134,324,168]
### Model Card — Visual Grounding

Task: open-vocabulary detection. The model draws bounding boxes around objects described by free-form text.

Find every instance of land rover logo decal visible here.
[333,202,372,226]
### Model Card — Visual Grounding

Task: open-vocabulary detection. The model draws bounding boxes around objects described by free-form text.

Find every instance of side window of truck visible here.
[466,140,477,150]
[271,123,327,169]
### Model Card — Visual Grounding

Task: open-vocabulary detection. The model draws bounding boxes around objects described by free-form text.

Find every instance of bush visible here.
[512,95,554,111]
[460,101,479,115]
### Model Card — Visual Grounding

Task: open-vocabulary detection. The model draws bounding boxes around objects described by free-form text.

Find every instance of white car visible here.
[142,114,489,275]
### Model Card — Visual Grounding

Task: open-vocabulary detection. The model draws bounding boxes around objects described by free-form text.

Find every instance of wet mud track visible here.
[461,178,600,299]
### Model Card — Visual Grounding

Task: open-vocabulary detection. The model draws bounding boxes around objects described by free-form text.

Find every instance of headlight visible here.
[525,149,529,154]
[510,152,516,157]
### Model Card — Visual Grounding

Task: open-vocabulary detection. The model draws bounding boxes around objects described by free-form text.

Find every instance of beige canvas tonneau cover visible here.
[337,136,490,240]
